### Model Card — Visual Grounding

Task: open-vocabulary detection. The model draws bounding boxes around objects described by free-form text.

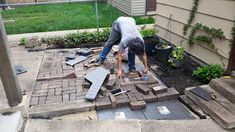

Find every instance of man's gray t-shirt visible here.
[114,17,144,52]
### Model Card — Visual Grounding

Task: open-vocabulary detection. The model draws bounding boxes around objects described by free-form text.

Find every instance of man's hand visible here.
[118,69,122,79]
[143,68,148,74]
[143,52,148,74]
[117,50,122,79]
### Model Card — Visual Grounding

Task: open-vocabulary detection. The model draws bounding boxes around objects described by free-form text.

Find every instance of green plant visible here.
[188,23,225,49]
[193,64,224,83]
[170,46,184,60]
[183,0,200,35]
[140,28,157,37]
[41,28,111,48]
[19,37,27,46]
[168,46,184,67]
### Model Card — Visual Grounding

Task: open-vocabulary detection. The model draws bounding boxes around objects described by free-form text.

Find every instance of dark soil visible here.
[148,55,205,94]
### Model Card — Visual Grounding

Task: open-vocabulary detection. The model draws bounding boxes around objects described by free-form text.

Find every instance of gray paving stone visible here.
[85,67,110,100]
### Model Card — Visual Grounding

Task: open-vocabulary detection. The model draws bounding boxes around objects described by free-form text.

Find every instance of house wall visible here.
[155,0,235,68]
[108,0,132,15]
[107,0,156,16]
[131,0,145,16]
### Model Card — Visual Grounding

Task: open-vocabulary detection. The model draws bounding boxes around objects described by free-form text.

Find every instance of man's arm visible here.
[117,50,123,78]
[143,52,148,74]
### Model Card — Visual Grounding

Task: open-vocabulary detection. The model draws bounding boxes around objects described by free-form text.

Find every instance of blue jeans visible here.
[99,22,135,70]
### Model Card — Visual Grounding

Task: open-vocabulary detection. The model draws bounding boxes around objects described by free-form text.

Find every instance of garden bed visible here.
[148,54,205,94]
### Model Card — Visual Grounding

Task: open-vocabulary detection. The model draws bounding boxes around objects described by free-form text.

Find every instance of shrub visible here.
[41,28,110,48]
[19,38,27,46]
[193,64,224,83]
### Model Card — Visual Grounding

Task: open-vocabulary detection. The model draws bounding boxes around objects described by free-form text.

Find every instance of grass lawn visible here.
[2,2,155,35]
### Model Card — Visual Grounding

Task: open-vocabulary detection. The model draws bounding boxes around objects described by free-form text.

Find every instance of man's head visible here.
[128,38,145,56]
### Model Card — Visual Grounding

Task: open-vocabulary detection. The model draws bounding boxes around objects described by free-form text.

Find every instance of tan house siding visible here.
[156,0,235,68]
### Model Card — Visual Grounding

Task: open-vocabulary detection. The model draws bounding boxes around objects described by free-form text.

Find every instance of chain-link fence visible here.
[0,0,156,45]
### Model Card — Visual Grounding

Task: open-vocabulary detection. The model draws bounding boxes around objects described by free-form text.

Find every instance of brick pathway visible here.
[29,48,179,118]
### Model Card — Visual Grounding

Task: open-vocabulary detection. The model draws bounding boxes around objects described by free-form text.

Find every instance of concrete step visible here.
[24,119,233,132]
[0,111,23,132]
[185,85,235,129]
[209,78,235,104]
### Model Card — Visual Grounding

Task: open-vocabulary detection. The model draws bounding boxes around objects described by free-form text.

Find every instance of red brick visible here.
[55,88,62,95]
[134,92,144,101]
[69,93,76,101]
[82,80,91,89]
[157,87,180,101]
[30,97,39,106]
[63,72,77,79]
[133,79,148,84]
[142,91,158,103]
[147,75,159,84]
[127,93,137,102]
[62,89,76,94]
[148,83,160,88]
[99,87,107,96]
[153,85,167,94]
[122,84,135,91]
[63,80,69,88]
[41,83,48,89]
[48,89,55,96]
[38,96,46,104]
[130,101,146,110]
[63,94,70,102]
[68,80,76,87]
[109,93,117,108]
[127,72,139,78]
[135,84,150,95]
[106,79,117,90]
[95,97,112,110]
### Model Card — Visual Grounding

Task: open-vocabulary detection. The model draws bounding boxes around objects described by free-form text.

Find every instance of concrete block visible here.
[185,87,235,129]
[209,78,235,104]
[29,100,95,118]
[0,112,23,132]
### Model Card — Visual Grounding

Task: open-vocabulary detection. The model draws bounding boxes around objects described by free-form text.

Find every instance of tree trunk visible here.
[226,38,235,74]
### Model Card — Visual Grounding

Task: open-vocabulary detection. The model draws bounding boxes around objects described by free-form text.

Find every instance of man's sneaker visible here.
[94,59,104,66]
[129,67,137,72]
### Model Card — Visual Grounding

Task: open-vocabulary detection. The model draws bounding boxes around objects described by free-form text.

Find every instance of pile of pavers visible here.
[29,47,179,118]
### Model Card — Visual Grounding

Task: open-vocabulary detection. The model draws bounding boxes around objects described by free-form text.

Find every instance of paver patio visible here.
[28,48,179,118]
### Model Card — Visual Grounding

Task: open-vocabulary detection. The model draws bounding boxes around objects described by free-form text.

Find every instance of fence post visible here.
[95,0,100,36]
[0,14,23,107]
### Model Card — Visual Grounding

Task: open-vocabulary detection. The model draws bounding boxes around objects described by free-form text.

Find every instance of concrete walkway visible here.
[25,119,233,132]
[0,46,44,113]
